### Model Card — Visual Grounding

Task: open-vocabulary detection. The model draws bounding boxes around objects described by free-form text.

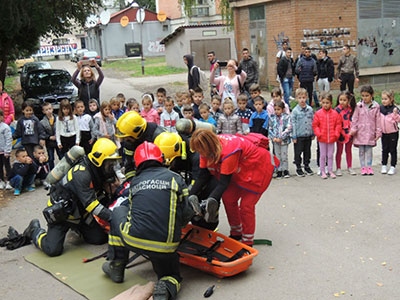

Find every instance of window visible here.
[249,5,265,21]
[359,0,400,19]
[192,7,209,17]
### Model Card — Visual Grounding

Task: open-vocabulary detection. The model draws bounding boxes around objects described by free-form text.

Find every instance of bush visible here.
[6,62,18,76]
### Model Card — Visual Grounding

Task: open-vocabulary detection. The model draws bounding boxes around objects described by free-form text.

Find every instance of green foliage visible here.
[4,76,19,93]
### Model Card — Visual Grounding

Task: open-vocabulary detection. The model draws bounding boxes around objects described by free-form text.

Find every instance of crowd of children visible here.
[0,79,399,197]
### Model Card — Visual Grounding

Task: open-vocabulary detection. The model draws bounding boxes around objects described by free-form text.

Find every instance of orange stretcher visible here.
[177,224,258,278]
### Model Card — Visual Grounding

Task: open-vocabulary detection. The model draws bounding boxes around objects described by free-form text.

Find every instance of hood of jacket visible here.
[380,104,395,115]
[184,54,194,70]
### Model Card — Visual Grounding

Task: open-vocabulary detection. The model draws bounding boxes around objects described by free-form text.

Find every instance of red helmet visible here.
[134,142,163,168]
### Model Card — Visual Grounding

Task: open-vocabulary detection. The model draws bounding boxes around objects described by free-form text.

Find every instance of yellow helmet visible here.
[88,138,121,167]
[154,132,185,165]
[116,111,147,139]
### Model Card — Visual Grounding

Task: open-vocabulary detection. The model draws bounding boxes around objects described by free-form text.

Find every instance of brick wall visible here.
[232,0,357,89]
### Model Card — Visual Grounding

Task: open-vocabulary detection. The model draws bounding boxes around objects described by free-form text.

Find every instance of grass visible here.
[4,76,19,93]
[103,56,186,77]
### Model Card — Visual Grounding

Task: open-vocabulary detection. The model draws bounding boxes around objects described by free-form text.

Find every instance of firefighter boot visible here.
[102,260,127,283]
[23,219,41,242]
[153,280,171,300]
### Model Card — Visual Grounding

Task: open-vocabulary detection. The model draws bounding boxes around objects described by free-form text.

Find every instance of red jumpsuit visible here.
[200,134,278,245]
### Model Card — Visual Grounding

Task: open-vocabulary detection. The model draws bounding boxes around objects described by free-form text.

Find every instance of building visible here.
[86,6,171,59]
[161,24,236,70]
[230,0,400,88]
[156,0,224,31]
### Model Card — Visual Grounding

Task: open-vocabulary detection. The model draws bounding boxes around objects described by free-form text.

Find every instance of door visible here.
[190,38,231,70]
[249,5,267,86]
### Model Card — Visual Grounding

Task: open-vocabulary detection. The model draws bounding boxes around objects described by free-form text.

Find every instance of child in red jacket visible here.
[312,92,342,179]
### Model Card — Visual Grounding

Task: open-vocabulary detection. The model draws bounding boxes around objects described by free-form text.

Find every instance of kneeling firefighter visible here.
[103,142,195,300]
[24,138,121,257]
[116,111,165,179]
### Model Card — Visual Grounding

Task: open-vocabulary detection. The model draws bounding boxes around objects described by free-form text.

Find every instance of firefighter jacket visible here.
[123,122,166,178]
[49,157,112,223]
[120,166,192,253]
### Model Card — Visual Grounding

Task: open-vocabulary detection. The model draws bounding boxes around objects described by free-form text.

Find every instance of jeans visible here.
[359,145,373,167]
[300,81,314,107]
[381,132,398,167]
[10,174,35,190]
[273,142,289,171]
[294,136,312,168]
[340,73,355,94]
[0,154,11,181]
[282,77,294,106]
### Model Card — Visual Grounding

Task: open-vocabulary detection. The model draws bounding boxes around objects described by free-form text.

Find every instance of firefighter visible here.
[102,142,195,300]
[23,138,121,257]
[116,111,165,179]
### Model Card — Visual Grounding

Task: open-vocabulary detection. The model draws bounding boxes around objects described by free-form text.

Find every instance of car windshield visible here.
[25,63,51,73]
[27,70,71,88]
[84,51,98,57]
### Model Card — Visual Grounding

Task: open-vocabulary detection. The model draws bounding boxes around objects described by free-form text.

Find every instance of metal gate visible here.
[190,39,231,70]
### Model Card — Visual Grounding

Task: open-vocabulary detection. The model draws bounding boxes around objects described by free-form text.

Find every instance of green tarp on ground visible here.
[25,247,148,300]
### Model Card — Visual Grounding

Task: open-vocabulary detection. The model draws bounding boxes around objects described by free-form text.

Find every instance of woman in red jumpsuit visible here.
[190,129,278,246]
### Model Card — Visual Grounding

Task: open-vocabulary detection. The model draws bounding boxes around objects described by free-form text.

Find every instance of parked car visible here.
[19,61,52,90]
[71,48,88,63]
[23,69,78,117]
[79,51,102,66]
[15,57,35,69]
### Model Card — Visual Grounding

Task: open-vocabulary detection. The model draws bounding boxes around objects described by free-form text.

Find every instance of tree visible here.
[0,0,102,85]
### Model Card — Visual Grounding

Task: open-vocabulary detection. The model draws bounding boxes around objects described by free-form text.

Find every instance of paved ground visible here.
[1,61,399,300]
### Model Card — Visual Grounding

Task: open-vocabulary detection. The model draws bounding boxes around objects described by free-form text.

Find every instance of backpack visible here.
[190,66,208,93]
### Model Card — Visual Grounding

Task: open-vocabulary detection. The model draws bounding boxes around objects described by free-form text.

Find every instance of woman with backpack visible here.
[189,128,278,246]
[210,60,247,107]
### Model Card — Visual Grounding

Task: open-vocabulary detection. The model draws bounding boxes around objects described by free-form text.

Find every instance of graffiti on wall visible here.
[300,27,356,53]
[274,32,290,49]
[148,40,165,53]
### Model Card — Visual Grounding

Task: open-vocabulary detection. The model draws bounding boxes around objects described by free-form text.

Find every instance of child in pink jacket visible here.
[350,85,382,176]
[380,90,400,175]
[140,94,160,125]
[0,81,15,125]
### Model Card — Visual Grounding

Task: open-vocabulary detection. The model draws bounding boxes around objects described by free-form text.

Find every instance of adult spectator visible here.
[207,51,221,96]
[71,60,104,112]
[183,54,200,91]
[337,45,359,94]
[295,47,317,106]
[239,48,258,93]
[0,80,15,125]
[210,60,247,107]
[317,49,335,93]
[277,48,295,106]
[276,41,290,64]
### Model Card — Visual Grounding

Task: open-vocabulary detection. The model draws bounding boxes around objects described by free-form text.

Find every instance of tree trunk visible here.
[0,42,11,87]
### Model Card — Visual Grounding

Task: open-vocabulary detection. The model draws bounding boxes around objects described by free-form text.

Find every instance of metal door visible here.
[190,38,231,70]
[249,5,267,86]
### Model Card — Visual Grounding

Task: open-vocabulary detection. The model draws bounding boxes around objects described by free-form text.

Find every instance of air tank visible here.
[176,119,216,135]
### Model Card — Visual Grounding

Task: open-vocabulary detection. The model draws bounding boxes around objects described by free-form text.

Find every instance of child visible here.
[40,102,61,169]
[182,105,194,120]
[267,88,290,116]
[155,87,166,114]
[13,101,45,159]
[350,85,381,175]
[312,92,342,179]
[116,93,126,111]
[173,92,184,118]
[110,97,124,120]
[93,101,118,145]
[380,90,400,175]
[160,97,180,133]
[56,99,80,156]
[268,101,292,178]
[0,80,15,125]
[88,99,100,118]
[181,91,192,106]
[75,100,94,154]
[335,91,356,176]
[249,96,269,137]
[247,83,264,112]
[126,98,140,113]
[210,95,223,124]
[235,93,252,134]
[0,109,12,189]
[217,98,243,135]
[192,87,204,119]
[199,103,217,126]
[140,94,160,124]
[32,145,50,188]
[8,148,36,195]
[291,88,315,177]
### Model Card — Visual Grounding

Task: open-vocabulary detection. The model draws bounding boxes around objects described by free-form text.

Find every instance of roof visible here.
[160,24,228,45]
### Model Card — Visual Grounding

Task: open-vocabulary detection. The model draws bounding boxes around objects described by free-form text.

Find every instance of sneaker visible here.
[304,166,314,176]
[276,171,283,178]
[296,169,305,177]
[283,170,290,178]
[26,186,35,192]
[336,169,343,176]
[14,189,21,196]
[329,172,336,179]
[388,166,396,175]
[381,165,388,174]
[5,182,12,190]
[317,169,321,176]
[321,172,328,179]
[367,167,374,175]
[0,180,5,189]
[203,198,219,223]
[188,195,202,216]
[361,167,367,176]
[348,168,356,176]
